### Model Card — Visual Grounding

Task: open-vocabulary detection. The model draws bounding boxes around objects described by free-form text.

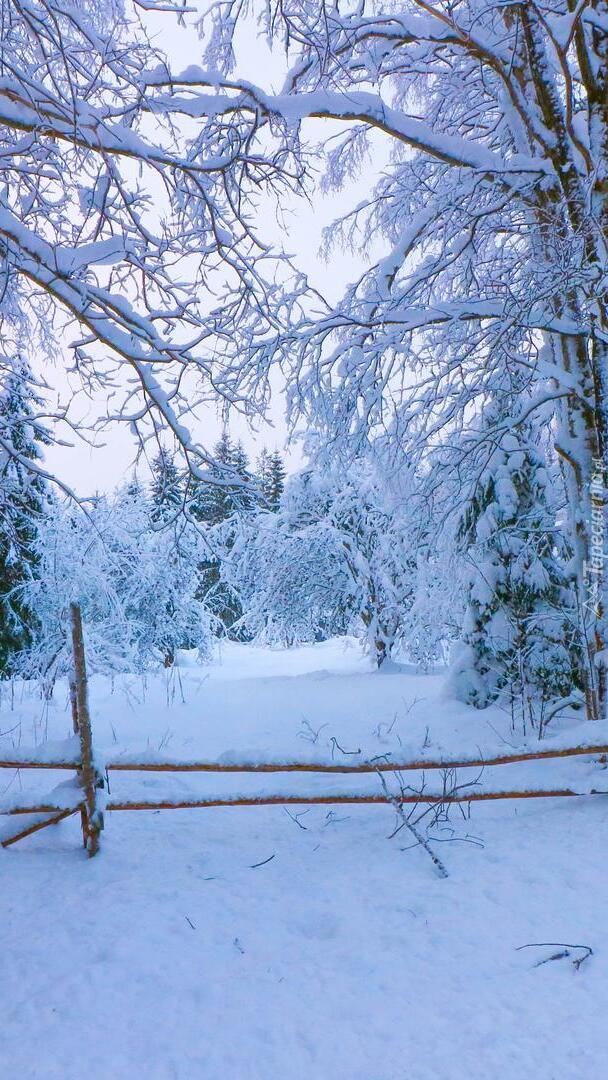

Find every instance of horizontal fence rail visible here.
[2,774,607,816]
[2,741,608,774]
[1,809,81,849]
[1,788,603,817]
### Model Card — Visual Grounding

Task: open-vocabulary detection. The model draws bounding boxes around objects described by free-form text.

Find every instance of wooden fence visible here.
[1,604,606,857]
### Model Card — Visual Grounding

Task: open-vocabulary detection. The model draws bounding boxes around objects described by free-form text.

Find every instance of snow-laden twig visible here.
[376,770,449,879]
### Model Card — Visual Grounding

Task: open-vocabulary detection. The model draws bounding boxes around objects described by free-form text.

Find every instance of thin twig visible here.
[516,943,593,970]
[249,853,276,869]
[376,770,449,878]
[330,737,362,759]
[283,807,311,830]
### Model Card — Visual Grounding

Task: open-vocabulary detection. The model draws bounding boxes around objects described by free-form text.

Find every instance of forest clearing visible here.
[1,640,606,1079]
[1,0,606,1075]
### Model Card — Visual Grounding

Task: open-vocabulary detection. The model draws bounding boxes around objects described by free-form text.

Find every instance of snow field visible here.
[1,640,606,1079]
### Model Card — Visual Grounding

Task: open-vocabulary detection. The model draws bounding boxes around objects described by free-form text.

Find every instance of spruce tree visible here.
[267,451,286,511]
[188,433,257,632]
[231,441,258,514]
[451,410,580,728]
[0,358,53,673]
[257,448,273,509]
[150,448,182,523]
[257,447,286,511]
[189,433,236,525]
[123,472,144,505]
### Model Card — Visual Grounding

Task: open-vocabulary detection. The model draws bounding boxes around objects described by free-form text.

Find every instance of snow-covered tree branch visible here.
[0,0,299,475]
[1,0,605,718]
[174,0,607,717]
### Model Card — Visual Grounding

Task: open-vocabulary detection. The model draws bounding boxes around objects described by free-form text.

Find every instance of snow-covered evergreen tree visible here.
[257,449,272,509]
[124,473,145,505]
[267,452,286,511]
[0,357,53,673]
[188,434,254,525]
[231,441,258,515]
[257,449,286,511]
[187,433,258,633]
[450,410,581,729]
[150,449,183,524]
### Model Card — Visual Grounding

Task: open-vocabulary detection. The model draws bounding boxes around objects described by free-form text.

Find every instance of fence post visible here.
[70,602,103,857]
[68,668,87,845]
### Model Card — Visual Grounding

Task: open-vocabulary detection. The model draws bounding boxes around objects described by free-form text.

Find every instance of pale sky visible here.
[42,3,378,495]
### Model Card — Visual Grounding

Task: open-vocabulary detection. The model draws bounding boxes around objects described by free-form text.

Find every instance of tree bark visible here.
[70,602,103,856]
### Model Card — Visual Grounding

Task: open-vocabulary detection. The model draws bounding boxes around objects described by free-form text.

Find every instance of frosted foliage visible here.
[14,490,212,681]
[0,0,301,472]
[1,0,605,715]
[449,416,580,729]
[224,515,353,646]
[189,0,607,713]
[222,461,430,666]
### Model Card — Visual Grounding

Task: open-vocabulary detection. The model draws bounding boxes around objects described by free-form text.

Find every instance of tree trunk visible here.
[554,332,606,720]
[70,602,104,856]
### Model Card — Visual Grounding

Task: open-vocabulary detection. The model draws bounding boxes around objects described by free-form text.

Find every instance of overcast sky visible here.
[43,3,376,496]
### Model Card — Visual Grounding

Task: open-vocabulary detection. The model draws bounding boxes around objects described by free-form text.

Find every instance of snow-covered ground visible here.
[1,640,606,1079]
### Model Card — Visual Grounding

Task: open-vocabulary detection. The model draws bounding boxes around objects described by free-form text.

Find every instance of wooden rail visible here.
[105,788,605,809]
[2,786,605,820]
[1,808,80,848]
[0,757,79,770]
[1,741,607,774]
[105,743,608,772]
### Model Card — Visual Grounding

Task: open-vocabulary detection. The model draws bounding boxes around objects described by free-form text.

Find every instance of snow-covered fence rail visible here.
[3,741,608,775]
[1,606,607,856]
[3,741,608,855]
[0,786,601,817]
